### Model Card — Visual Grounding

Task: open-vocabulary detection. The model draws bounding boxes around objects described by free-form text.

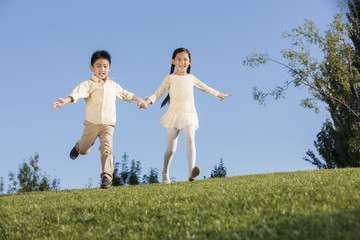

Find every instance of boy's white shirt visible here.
[68,75,134,125]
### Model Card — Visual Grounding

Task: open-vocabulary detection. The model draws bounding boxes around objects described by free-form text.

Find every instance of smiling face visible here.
[90,58,111,80]
[172,51,192,75]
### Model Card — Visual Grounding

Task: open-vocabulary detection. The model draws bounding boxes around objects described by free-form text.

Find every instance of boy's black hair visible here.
[91,50,111,66]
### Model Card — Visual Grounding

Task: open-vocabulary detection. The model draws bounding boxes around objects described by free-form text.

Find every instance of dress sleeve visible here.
[68,80,92,103]
[116,83,134,102]
[193,75,220,97]
[146,75,171,104]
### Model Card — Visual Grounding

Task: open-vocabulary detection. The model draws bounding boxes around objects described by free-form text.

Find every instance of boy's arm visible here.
[52,96,74,110]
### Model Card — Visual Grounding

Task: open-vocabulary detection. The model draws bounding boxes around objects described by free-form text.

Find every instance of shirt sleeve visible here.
[116,83,134,102]
[193,75,220,97]
[146,75,171,104]
[68,80,92,103]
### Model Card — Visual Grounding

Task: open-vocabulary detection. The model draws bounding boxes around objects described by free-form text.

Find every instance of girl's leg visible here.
[163,128,180,183]
[183,125,197,178]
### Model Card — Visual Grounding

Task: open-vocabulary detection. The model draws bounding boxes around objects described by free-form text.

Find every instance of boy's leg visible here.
[98,124,115,181]
[76,121,99,155]
[183,125,199,180]
[162,128,180,183]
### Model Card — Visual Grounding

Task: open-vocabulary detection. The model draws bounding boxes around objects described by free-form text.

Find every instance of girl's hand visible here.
[218,93,232,101]
[138,101,147,109]
[52,98,66,110]
[139,99,152,109]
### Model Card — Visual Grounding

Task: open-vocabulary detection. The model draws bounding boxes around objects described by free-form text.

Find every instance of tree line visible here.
[4,153,60,194]
[111,153,227,186]
[0,153,227,194]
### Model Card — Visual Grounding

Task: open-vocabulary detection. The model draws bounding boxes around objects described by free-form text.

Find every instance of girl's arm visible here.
[194,76,231,100]
[139,75,171,109]
[218,93,232,101]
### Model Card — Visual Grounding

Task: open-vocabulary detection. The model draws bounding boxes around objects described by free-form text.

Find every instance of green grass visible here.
[1,168,360,240]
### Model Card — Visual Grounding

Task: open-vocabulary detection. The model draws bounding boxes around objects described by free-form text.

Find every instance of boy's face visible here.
[90,58,111,80]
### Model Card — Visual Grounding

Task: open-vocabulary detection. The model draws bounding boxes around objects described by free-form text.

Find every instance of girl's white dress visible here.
[147,74,219,130]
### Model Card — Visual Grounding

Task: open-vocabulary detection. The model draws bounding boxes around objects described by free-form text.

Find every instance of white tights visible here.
[162,125,196,183]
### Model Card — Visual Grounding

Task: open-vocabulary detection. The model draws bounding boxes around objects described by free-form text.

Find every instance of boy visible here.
[52,50,144,189]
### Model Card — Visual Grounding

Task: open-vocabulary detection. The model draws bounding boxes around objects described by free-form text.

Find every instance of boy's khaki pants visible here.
[75,120,115,181]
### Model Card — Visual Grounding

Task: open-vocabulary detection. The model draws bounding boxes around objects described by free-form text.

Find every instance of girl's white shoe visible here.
[162,174,171,184]
[189,166,200,181]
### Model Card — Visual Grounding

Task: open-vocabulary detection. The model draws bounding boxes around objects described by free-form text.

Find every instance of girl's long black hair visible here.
[160,48,192,108]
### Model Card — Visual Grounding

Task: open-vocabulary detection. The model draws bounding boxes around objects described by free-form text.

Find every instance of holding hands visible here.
[132,96,147,110]
[138,99,151,110]
[137,100,147,109]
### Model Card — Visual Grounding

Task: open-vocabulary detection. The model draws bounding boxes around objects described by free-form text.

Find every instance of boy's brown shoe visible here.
[189,166,200,182]
[101,176,111,189]
[70,146,79,160]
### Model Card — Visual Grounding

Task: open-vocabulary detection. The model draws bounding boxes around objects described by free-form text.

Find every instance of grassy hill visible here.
[1,168,359,239]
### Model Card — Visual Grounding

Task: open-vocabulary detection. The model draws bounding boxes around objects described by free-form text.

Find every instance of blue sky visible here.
[0,0,339,190]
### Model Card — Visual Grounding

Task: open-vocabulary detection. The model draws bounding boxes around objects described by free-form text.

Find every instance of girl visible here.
[140,48,231,183]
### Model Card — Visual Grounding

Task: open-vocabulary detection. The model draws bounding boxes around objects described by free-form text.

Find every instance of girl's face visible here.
[172,51,191,75]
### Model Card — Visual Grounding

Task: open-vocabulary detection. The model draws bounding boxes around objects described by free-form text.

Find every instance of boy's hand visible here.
[52,98,66,110]
[218,93,232,101]
[138,98,152,110]
[138,100,147,109]
[132,96,147,110]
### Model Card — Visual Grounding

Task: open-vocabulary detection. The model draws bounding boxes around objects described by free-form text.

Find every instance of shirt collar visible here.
[91,75,109,83]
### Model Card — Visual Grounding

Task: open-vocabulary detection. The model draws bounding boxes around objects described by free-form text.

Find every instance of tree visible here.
[347,0,360,69]
[7,172,17,193]
[85,178,93,189]
[112,162,122,186]
[210,158,227,178]
[304,119,360,169]
[128,159,142,185]
[120,152,130,185]
[50,175,60,191]
[8,153,60,193]
[244,5,360,168]
[112,153,143,186]
[142,168,160,184]
[0,177,4,194]
[306,1,360,168]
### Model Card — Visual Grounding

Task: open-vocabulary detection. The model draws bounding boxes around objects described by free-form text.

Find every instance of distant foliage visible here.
[113,153,160,186]
[7,153,60,193]
[128,159,142,185]
[0,176,4,194]
[211,158,227,178]
[142,168,160,184]
[113,153,129,186]
[244,2,360,168]
[85,178,93,189]
[112,153,142,186]
[112,162,122,186]
[305,1,360,169]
